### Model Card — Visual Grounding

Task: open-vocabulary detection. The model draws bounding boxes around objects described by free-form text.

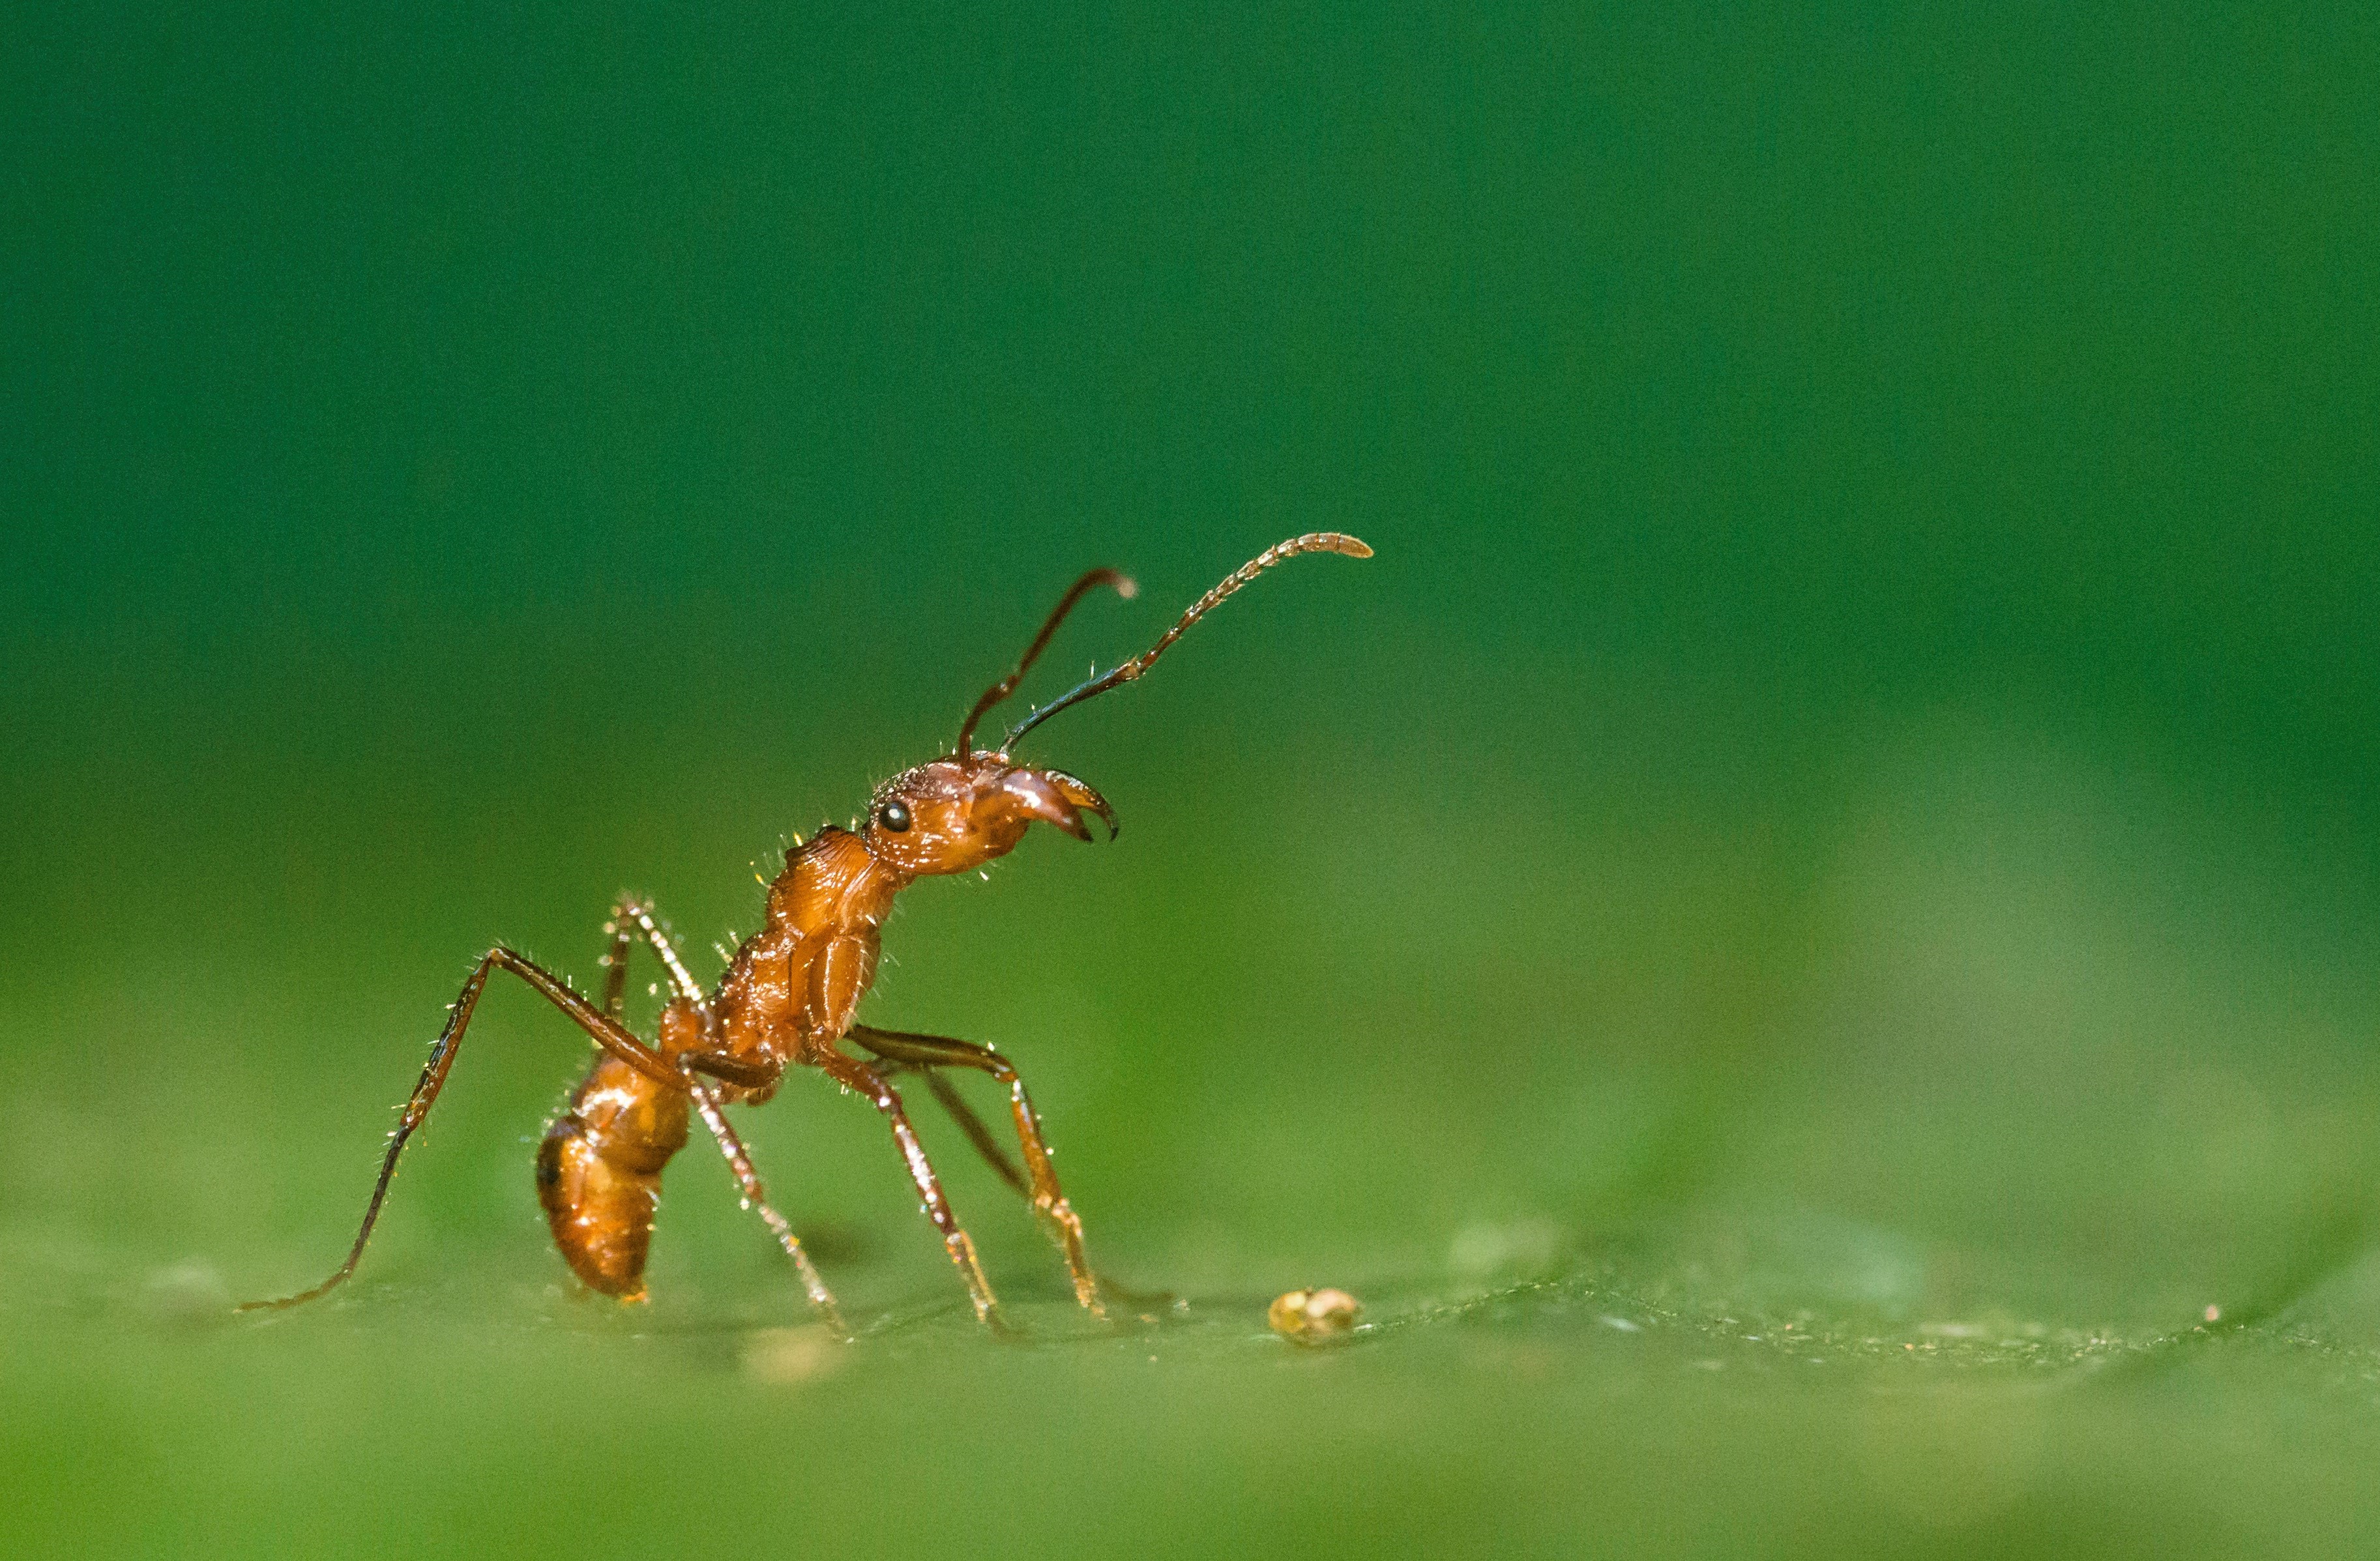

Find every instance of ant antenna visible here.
[956,566,1138,757]
[1005,532,1373,748]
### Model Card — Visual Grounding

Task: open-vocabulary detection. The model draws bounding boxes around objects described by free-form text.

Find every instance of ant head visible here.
[861,753,1117,877]
[866,532,1372,879]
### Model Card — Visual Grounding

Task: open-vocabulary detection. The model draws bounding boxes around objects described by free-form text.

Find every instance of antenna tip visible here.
[1302,532,1374,560]
[1117,575,1140,600]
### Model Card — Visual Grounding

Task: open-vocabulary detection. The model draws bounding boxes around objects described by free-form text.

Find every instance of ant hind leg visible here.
[237,946,679,1312]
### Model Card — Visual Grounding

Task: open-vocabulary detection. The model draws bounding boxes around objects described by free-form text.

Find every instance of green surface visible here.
[5,4,2379,1557]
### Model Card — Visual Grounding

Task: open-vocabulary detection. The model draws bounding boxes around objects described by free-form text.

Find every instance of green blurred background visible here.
[5,3,2378,1556]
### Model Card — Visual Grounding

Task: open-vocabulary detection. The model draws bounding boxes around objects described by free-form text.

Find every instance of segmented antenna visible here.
[955,566,1138,757]
[1005,532,1373,748]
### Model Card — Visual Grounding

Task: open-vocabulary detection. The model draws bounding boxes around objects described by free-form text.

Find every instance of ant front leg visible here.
[868,1049,1169,1315]
[807,1047,1005,1330]
[851,1025,1108,1317]
[601,899,844,1333]
[238,946,679,1311]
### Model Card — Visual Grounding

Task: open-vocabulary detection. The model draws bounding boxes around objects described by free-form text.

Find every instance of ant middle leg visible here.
[238,946,678,1312]
[599,899,843,1332]
[684,1083,845,1334]
[809,1047,1005,1330]
[850,1024,1105,1317]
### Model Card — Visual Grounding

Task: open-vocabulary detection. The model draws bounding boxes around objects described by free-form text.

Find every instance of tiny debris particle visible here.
[1269,1287,1360,1345]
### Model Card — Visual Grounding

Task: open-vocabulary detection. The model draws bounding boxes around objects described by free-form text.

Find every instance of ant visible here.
[239,533,1373,1333]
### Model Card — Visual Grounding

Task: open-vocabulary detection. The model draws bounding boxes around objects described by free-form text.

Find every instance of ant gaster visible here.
[239,533,1373,1332]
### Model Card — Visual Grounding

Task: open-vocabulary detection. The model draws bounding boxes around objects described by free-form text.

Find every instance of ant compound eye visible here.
[877,800,912,833]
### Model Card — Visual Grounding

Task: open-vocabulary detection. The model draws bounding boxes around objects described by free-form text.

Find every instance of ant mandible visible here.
[239,533,1372,1332]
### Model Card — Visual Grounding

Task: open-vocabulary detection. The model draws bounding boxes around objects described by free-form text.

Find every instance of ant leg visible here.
[599,909,641,1018]
[910,1066,1035,1197]
[685,1082,845,1334]
[810,1047,1005,1330]
[876,1054,1172,1315]
[679,1050,783,1090]
[849,1024,1104,1317]
[238,946,679,1312]
[600,898,707,1015]
[600,899,842,1332]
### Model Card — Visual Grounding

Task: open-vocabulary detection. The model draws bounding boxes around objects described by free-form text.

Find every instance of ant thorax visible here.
[700,828,897,1070]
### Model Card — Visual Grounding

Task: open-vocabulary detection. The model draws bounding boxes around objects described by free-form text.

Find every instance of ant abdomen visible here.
[536,1054,690,1298]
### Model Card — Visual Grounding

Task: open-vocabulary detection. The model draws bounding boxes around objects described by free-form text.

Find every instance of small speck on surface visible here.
[1270,1287,1360,1345]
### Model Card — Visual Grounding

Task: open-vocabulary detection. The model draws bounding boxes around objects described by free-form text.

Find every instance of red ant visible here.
[239,533,1373,1332]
